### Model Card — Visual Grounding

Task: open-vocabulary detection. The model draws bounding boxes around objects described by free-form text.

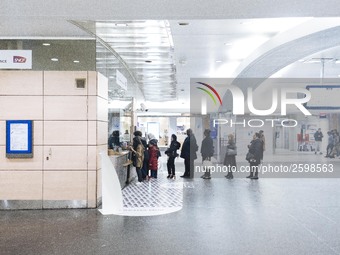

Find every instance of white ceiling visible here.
[2,2,340,113]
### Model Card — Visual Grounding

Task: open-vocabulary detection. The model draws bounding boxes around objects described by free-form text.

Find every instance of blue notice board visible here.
[6,120,33,158]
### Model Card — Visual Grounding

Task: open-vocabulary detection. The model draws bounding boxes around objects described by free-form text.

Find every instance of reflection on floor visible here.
[121,173,183,216]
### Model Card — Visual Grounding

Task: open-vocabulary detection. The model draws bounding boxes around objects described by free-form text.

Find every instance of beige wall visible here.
[0,71,108,209]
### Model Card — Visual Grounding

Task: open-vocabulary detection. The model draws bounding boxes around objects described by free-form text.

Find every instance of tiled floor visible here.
[1,152,340,255]
[121,174,183,216]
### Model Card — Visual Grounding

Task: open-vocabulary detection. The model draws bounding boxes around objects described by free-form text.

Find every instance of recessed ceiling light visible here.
[42,43,50,46]
[178,22,189,26]
[337,74,340,77]
[51,58,58,62]
[335,60,340,64]
[224,42,233,46]
[73,60,80,63]
[145,60,152,63]
[115,23,127,27]
[216,60,223,63]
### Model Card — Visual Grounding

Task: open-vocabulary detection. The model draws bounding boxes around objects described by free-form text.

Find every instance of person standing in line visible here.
[325,130,334,158]
[314,128,324,155]
[130,131,145,184]
[329,130,340,158]
[259,130,265,161]
[224,134,237,179]
[140,136,149,180]
[246,132,263,180]
[180,129,198,178]
[147,133,160,178]
[200,129,214,179]
[165,134,181,179]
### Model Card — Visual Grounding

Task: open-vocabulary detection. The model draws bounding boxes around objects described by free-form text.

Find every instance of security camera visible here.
[140,103,146,111]
[145,109,149,112]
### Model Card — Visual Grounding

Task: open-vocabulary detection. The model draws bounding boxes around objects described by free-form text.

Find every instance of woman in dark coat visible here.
[200,129,214,179]
[246,132,263,180]
[224,134,237,179]
[165,134,181,179]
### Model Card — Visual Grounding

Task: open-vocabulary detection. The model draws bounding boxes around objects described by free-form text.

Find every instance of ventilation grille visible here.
[75,78,86,89]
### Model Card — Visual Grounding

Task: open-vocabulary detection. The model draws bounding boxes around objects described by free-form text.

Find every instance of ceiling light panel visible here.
[93,20,177,101]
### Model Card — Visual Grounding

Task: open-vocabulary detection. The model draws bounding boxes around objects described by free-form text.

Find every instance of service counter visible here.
[108,151,136,189]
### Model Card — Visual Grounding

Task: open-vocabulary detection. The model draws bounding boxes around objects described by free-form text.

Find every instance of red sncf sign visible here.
[13,56,26,63]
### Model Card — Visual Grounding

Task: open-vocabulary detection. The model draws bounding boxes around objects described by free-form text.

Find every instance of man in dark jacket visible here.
[180,129,198,178]
[314,128,323,155]
[165,134,181,179]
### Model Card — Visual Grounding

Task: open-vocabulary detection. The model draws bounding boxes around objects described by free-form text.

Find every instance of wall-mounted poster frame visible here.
[6,120,33,158]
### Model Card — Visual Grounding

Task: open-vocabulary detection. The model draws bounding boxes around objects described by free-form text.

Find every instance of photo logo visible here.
[13,56,26,63]
[190,78,320,129]
[196,82,222,106]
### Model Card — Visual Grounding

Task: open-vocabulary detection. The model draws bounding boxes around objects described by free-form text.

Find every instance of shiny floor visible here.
[1,153,340,255]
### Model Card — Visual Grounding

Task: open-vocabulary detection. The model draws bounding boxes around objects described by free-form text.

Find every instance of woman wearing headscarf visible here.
[165,134,181,179]
[147,133,161,178]
[224,134,237,179]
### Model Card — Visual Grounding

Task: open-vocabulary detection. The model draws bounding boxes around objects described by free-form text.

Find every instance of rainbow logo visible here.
[196,82,222,106]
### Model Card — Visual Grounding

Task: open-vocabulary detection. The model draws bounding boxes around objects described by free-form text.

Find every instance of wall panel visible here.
[0,71,43,95]
[0,171,43,200]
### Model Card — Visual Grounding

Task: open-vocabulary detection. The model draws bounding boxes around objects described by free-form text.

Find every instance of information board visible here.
[6,120,33,158]
[305,85,340,110]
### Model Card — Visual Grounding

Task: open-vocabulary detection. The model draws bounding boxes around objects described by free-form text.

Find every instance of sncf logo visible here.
[13,56,26,63]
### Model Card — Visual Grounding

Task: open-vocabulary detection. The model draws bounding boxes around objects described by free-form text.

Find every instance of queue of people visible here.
[129,128,266,182]
[325,129,340,158]
[124,126,340,185]
[129,131,161,184]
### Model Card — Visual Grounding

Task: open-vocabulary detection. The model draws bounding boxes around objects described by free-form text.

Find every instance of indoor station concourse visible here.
[1,1,340,254]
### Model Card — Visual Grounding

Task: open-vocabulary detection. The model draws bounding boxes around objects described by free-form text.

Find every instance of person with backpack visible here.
[130,131,145,184]
[165,134,181,179]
